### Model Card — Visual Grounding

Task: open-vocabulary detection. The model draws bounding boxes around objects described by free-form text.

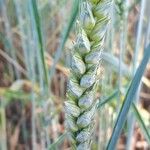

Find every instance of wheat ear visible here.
[65,0,112,149]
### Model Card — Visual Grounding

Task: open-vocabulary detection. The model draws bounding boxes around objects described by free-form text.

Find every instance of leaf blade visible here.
[97,90,119,108]
[31,0,49,88]
[106,44,150,149]
[48,133,67,150]
[132,103,150,144]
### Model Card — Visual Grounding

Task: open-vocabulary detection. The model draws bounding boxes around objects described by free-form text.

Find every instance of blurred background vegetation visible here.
[0,0,150,149]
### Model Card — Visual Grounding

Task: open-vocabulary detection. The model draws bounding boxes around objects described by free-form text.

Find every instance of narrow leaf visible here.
[132,103,150,143]
[106,44,150,149]
[48,133,67,150]
[97,90,119,108]
[31,0,48,88]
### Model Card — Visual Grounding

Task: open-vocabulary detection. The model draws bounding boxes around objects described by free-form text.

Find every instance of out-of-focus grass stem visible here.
[126,0,146,149]
[13,0,30,78]
[0,0,20,79]
[0,99,7,150]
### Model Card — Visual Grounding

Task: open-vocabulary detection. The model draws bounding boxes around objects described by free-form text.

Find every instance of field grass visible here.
[0,0,150,150]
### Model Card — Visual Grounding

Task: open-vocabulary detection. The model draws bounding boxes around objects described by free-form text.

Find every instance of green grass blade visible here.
[133,0,146,74]
[126,0,146,148]
[106,44,150,150]
[132,103,150,143]
[48,132,67,150]
[49,0,80,79]
[97,90,119,108]
[31,0,48,88]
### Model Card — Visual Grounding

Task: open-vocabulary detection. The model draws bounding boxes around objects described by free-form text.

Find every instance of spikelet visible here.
[67,77,84,98]
[80,2,95,34]
[65,0,112,149]
[65,115,78,132]
[77,102,97,128]
[64,101,80,117]
[85,46,102,64]
[80,73,96,88]
[71,52,86,75]
[94,0,112,18]
[76,130,91,143]
[75,29,91,55]
[78,91,94,109]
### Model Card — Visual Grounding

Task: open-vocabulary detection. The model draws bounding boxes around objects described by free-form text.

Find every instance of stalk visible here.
[65,0,112,149]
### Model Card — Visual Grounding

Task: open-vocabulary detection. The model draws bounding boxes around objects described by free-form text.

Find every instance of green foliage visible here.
[107,44,150,149]
[132,103,150,143]
[0,0,150,149]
